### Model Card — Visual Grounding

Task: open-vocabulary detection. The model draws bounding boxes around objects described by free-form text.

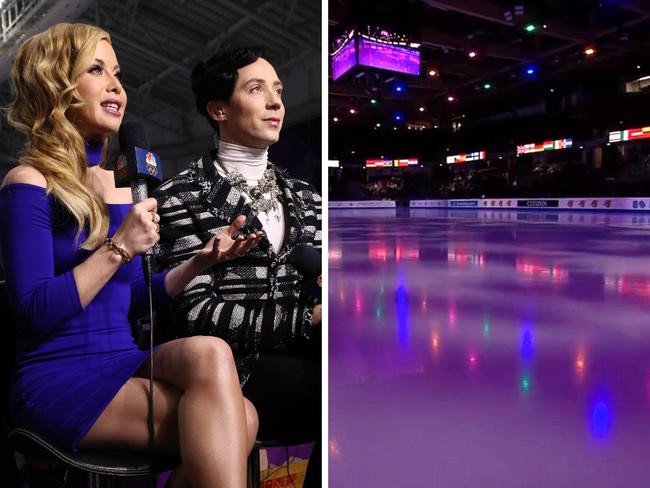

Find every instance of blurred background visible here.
[0,0,321,186]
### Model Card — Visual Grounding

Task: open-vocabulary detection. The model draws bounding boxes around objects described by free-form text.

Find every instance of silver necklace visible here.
[216,159,282,221]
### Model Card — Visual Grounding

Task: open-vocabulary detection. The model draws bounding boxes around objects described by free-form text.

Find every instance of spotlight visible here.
[447,95,456,102]
[419,106,425,112]
[468,50,478,59]
[370,98,378,104]
[428,69,438,77]
[394,113,403,122]
[349,108,357,115]
[333,117,339,122]
[584,46,596,56]
[524,23,536,33]
[483,83,492,90]
[375,122,381,128]
[394,83,406,93]
[524,65,537,77]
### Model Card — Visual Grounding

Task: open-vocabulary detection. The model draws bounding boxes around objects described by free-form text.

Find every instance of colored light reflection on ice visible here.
[355,285,362,314]
[515,257,568,284]
[520,328,534,361]
[483,315,491,339]
[368,242,420,262]
[395,242,420,261]
[575,351,586,383]
[395,275,410,346]
[329,439,341,458]
[447,249,485,267]
[590,399,613,439]
[468,351,478,367]
[328,246,342,261]
[448,299,457,329]
[520,371,532,394]
[604,274,650,300]
[431,333,440,354]
[369,242,389,261]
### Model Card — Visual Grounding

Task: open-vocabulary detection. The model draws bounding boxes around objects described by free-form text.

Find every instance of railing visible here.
[1,0,40,43]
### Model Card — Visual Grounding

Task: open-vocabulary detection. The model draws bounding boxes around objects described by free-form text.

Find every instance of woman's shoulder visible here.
[2,165,47,189]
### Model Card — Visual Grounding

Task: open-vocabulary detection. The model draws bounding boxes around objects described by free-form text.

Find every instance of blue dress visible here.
[0,183,170,450]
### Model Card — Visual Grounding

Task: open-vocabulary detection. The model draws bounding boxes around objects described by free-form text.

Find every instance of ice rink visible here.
[329,208,650,487]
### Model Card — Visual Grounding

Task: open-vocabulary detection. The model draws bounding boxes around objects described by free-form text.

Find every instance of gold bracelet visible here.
[105,237,132,264]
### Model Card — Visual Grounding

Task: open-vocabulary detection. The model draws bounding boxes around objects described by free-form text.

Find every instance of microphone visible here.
[115,122,163,466]
[287,244,322,304]
[115,122,163,285]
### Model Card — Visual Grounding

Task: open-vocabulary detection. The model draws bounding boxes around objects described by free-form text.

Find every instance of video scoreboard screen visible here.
[331,32,420,80]
[331,36,357,81]
[609,126,650,143]
[357,37,420,76]
[516,138,573,155]
[446,151,486,164]
[365,158,418,168]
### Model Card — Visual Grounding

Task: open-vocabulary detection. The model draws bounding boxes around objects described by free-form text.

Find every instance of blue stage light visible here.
[524,65,537,77]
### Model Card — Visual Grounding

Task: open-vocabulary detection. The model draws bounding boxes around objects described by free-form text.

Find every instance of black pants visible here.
[243,350,321,487]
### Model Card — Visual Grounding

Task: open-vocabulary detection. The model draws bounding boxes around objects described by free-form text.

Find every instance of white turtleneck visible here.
[215,140,285,253]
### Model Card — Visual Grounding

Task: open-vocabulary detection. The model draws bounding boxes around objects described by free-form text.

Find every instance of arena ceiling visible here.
[0,0,321,177]
[329,0,650,161]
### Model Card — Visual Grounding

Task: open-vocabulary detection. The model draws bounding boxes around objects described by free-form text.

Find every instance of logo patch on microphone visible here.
[145,152,158,176]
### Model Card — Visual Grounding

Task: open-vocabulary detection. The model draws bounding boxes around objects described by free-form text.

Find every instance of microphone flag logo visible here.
[145,151,158,176]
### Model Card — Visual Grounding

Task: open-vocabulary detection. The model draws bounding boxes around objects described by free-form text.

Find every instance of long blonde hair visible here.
[7,23,113,250]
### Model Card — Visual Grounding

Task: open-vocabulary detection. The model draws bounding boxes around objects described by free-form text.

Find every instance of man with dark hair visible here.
[154,47,322,486]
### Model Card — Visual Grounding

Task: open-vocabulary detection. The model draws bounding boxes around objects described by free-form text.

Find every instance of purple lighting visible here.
[357,37,420,76]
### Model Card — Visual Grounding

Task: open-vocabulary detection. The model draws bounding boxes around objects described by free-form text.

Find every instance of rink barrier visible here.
[329,200,396,208]
[410,197,650,211]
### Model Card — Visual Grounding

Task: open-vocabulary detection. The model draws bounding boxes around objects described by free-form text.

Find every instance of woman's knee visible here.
[182,336,237,385]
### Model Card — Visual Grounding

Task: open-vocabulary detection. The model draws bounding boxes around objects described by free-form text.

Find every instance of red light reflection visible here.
[516,257,568,283]
[368,242,389,261]
[448,249,485,267]
[329,246,343,261]
[605,275,650,300]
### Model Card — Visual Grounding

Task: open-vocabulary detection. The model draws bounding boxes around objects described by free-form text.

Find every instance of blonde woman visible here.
[0,23,261,488]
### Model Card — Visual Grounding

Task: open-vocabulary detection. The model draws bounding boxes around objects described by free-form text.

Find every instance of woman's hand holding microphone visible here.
[110,198,160,261]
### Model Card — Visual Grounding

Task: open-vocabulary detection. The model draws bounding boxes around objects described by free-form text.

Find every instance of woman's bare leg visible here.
[244,398,259,451]
[81,336,257,488]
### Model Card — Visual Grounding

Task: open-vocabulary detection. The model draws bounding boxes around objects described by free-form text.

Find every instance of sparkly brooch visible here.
[217,160,282,219]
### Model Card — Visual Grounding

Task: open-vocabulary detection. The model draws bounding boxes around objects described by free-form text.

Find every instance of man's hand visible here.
[195,215,263,270]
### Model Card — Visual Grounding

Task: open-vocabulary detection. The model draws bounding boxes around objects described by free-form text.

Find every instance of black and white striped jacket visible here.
[153,150,322,384]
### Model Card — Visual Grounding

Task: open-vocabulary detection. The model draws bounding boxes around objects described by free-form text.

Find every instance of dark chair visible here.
[0,280,177,487]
